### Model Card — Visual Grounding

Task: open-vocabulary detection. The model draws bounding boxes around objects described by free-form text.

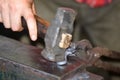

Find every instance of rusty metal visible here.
[0,35,103,80]
[69,39,120,74]
[93,60,120,74]
[88,47,120,60]
[87,47,120,74]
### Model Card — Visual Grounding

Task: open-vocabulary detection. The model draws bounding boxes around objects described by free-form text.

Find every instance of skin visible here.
[0,0,37,41]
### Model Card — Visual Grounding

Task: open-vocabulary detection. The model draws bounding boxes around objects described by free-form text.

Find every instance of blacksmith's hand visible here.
[0,0,37,41]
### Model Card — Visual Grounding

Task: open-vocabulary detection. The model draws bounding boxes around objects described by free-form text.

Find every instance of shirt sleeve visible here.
[75,0,112,8]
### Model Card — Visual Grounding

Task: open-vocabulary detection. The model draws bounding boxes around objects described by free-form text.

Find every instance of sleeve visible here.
[75,0,112,8]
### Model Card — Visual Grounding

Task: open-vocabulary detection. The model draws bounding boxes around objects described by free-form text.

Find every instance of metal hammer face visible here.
[41,8,76,65]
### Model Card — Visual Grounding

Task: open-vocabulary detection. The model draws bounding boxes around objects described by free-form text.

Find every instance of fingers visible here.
[1,3,10,28]
[10,9,23,31]
[0,0,37,41]
[0,13,2,22]
[23,8,37,41]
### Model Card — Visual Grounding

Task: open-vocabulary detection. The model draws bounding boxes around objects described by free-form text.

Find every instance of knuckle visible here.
[9,4,16,12]
[1,2,8,10]
[12,28,18,31]
[11,25,20,31]
[0,17,2,22]
[4,24,10,29]
[2,20,10,29]
[12,27,17,31]
[1,4,5,9]
[19,27,24,32]
[25,12,34,20]
[9,3,23,13]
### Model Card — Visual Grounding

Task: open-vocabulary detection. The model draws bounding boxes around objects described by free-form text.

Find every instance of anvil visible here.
[0,36,103,80]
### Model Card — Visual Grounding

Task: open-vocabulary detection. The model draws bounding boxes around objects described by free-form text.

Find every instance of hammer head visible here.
[41,7,76,65]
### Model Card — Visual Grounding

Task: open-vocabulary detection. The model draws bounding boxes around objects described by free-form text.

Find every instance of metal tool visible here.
[41,7,76,65]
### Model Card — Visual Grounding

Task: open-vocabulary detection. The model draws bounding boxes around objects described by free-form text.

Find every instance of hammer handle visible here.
[22,15,49,38]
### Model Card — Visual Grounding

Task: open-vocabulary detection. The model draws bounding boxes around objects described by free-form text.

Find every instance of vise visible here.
[0,7,105,80]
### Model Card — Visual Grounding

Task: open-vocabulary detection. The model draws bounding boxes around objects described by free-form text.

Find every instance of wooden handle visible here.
[22,15,50,38]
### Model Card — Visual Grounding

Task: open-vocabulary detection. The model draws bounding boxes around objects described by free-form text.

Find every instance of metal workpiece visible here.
[62,39,120,74]
[72,40,120,74]
[63,39,93,63]
[41,7,77,64]
[0,35,103,80]
[86,47,120,74]
[88,47,120,60]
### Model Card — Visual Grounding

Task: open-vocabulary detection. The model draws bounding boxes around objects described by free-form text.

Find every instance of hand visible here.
[0,0,37,41]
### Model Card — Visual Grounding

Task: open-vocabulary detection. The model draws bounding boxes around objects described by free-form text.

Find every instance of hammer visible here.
[23,7,77,65]
[41,8,76,65]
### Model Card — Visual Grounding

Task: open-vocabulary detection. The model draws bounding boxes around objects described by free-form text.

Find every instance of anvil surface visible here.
[0,35,103,80]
